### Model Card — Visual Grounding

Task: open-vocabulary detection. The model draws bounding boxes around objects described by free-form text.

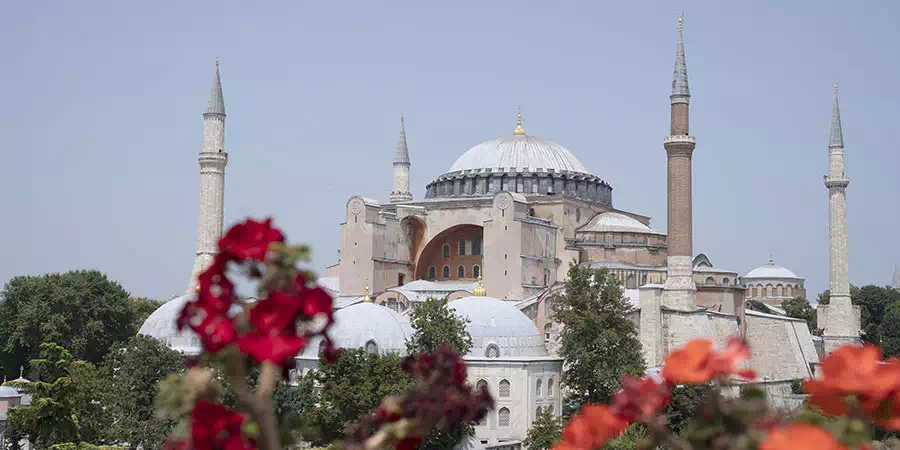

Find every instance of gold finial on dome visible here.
[769,254,774,265]
[473,273,486,296]
[513,105,526,136]
[363,279,372,302]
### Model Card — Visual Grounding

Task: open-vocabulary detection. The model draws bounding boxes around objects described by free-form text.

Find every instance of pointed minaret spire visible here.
[829,82,844,149]
[395,114,410,164]
[205,58,226,116]
[671,13,690,104]
[390,113,413,202]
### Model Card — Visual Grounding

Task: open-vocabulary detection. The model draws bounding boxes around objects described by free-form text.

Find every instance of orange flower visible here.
[553,404,628,450]
[804,345,900,417]
[662,337,756,384]
[759,423,845,450]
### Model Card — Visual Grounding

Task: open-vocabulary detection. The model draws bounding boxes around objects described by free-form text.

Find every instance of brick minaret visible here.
[390,114,413,202]
[187,59,228,293]
[661,14,698,309]
[821,82,857,342]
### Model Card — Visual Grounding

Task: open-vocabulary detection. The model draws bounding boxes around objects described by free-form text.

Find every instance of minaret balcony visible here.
[663,135,696,145]
[824,175,850,189]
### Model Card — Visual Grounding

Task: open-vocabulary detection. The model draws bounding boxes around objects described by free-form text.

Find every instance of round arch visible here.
[414,224,484,280]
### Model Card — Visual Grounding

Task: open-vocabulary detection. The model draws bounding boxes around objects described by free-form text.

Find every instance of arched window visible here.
[641,274,648,286]
[776,284,784,297]
[544,323,552,342]
[787,285,793,297]
[536,406,542,417]
[766,284,773,297]
[473,265,480,279]
[442,244,450,258]
[498,408,511,427]
[547,378,554,396]
[318,340,327,355]
[499,379,511,397]
[536,378,543,396]
[486,344,500,358]
[443,265,450,279]
[365,340,378,355]
[722,277,730,286]
[457,265,465,278]
[529,208,536,217]
[428,266,436,280]
[548,405,554,415]
[476,379,488,392]
[705,276,715,286]
[626,275,636,289]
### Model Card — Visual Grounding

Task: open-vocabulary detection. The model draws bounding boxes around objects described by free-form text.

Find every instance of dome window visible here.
[705,277,715,286]
[498,407,511,427]
[486,344,500,359]
[499,379,511,398]
[365,340,378,355]
[722,277,730,286]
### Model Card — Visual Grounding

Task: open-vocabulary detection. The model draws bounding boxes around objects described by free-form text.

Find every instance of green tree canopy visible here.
[0,271,141,377]
[406,296,473,356]
[305,349,414,446]
[782,296,818,334]
[551,264,646,405]
[100,334,186,450]
[523,411,562,450]
[5,343,110,449]
[880,302,900,358]
[818,285,900,347]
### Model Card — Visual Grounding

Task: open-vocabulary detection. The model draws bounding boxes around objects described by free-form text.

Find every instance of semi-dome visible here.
[449,296,548,358]
[578,211,664,235]
[301,302,413,357]
[744,261,800,279]
[448,135,589,175]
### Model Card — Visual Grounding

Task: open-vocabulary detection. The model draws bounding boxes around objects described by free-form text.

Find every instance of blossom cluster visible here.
[177,218,336,365]
[344,345,495,450]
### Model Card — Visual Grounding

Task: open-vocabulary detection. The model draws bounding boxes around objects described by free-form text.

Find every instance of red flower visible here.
[555,404,629,450]
[396,437,422,450]
[759,423,845,450]
[196,255,234,314]
[177,301,238,353]
[218,218,284,262]
[662,337,756,384]
[611,376,671,422]
[191,401,255,450]
[237,331,307,364]
[300,286,335,320]
[248,290,303,334]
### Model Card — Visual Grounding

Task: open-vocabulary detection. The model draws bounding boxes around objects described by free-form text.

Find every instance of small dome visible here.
[744,263,800,279]
[302,302,413,357]
[0,385,21,398]
[449,296,547,358]
[448,135,589,175]
[578,212,664,235]
[139,295,203,354]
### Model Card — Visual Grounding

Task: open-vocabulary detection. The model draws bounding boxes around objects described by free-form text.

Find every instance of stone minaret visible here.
[390,114,413,202]
[661,14,698,309]
[821,82,856,340]
[187,59,228,293]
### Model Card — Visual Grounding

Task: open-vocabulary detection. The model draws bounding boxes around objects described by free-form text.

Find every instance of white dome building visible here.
[743,257,806,305]
[139,295,249,355]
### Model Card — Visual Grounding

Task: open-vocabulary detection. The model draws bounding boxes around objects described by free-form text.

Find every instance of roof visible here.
[395,115,410,164]
[829,83,844,149]
[447,134,590,175]
[0,385,21,398]
[301,302,412,357]
[317,277,340,296]
[139,294,246,355]
[578,211,664,235]
[449,296,547,358]
[671,14,690,100]
[744,263,801,280]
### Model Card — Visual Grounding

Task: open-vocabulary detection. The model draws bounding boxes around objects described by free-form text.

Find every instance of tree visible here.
[5,343,109,449]
[666,385,714,434]
[818,285,900,347]
[881,304,900,358]
[406,296,473,356]
[100,334,186,450]
[782,297,818,334]
[0,271,139,377]
[523,411,562,450]
[605,424,649,450]
[551,265,646,405]
[305,349,414,446]
[128,297,163,334]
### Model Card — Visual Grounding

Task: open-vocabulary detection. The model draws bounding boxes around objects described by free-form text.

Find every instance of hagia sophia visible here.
[138,15,862,450]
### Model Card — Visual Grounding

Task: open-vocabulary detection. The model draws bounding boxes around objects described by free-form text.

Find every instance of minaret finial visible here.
[216,57,220,69]
[834,81,839,95]
[473,272,486,296]
[363,279,371,302]
[513,105,526,135]
[678,12,683,32]
[769,254,774,265]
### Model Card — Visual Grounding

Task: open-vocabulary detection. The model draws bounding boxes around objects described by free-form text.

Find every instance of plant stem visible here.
[255,362,281,450]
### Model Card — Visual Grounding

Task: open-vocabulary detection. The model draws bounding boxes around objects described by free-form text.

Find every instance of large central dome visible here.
[448,134,589,174]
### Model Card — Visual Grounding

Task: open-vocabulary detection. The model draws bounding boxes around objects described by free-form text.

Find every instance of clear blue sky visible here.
[3,1,898,301]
